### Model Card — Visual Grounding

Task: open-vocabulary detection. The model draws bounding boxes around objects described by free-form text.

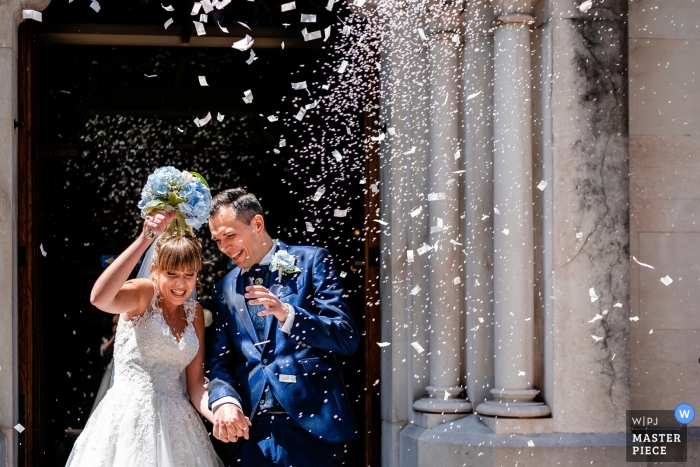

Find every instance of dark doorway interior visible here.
[33,37,370,467]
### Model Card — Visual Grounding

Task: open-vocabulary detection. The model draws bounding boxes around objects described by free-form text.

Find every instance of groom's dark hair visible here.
[210,188,264,225]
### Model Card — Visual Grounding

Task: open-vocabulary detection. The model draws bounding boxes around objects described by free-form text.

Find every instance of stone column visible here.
[475,2,550,418]
[413,30,471,415]
[462,0,495,409]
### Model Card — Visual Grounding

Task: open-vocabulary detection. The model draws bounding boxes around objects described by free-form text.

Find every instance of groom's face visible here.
[209,206,268,270]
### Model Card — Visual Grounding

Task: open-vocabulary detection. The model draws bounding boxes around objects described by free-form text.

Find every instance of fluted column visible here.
[475,2,550,418]
[413,31,471,414]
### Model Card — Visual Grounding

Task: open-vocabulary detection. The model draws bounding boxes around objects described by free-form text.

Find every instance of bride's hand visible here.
[142,209,176,239]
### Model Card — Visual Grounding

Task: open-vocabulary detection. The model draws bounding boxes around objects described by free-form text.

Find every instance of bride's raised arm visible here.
[90,210,176,316]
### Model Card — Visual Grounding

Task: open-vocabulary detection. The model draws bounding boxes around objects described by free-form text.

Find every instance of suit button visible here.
[262,359,268,365]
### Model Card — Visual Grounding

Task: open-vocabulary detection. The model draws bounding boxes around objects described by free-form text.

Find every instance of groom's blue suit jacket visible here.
[208,241,360,443]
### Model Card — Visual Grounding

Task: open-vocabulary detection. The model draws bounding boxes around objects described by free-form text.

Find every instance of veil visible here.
[135,233,197,301]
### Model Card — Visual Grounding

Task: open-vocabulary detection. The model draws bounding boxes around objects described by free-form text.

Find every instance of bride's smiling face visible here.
[154,268,197,306]
[209,206,268,270]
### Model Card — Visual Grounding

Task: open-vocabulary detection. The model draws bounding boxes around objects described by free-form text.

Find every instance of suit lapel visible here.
[223,269,260,352]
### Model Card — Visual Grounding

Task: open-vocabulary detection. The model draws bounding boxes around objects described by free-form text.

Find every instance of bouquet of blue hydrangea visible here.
[137,166,212,236]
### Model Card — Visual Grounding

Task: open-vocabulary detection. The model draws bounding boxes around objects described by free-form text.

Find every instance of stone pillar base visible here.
[475,388,551,418]
[413,386,472,413]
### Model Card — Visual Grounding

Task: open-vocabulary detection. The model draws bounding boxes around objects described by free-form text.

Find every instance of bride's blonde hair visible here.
[150,233,203,277]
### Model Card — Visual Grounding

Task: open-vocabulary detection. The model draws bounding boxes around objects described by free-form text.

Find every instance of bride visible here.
[66,209,250,466]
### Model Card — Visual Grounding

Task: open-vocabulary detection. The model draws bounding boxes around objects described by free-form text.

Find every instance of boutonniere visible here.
[270,249,301,279]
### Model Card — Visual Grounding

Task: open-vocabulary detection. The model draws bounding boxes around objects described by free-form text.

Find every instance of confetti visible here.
[403,146,416,155]
[453,277,461,285]
[164,18,174,29]
[470,325,479,331]
[339,271,347,278]
[326,0,335,10]
[193,21,206,36]
[295,108,306,121]
[191,2,202,14]
[537,180,548,191]
[427,192,445,201]
[14,424,25,433]
[267,115,279,122]
[406,250,414,263]
[527,440,535,447]
[353,0,366,6]
[162,3,175,11]
[649,329,654,334]
[232,35,254,51]
[449,239,462,246]
[443,390,449,401]
[217,21,229,33]
[337,60,349,74]
[305,222,315,232]
[216,112,224,122]
[630,316,639,321]
[198,76,209,86]
[199,14,208,23]
[215,0,231,9]
[40,244,47,257]
[254,340,271,346]
[410,286,421,296]
[416,28,427,41]
[410,342,425,353]
[194,111,212,127]
[311,186,326,201]
[579,0,592,13]
[502,228,509,235]
[201,0,214,13]
[22,10,42,21]
[632,256,655,269]
[373,219,388,226]
[377,342,390,347]
[518,370,526,376]
[246,50,258,65]
[281,1,296,11]
[467,90,482,100]
[660,275,673,286]
[333,208,348,217]
[614,302,623,308]
[237,21,251,30]
[416,243,431,256]
[332,149,342,161]
[279,139,286,147]
[478,317,484,323]
[591,335,603,342]
[90,1,101,12]
[291,81,308,91]
[589,288,598,302]
[242,90,253,104]
[588,314,603,323]
[576,232,583,239]
[300,14,317,22]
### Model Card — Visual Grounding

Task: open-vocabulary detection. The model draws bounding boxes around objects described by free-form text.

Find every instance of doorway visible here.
[17,1,379,464]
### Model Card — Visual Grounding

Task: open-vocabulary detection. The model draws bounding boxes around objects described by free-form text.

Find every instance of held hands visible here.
[245,285,288,323]
[142,209,177,240]
[212,403,252,443]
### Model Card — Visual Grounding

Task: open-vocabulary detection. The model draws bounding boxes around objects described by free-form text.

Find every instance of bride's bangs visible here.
[155,236,203,273]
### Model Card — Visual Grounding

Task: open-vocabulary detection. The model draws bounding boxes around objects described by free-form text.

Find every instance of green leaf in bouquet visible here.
[143,200,166,212]
[167,192,187,207]
[189,171,210,188]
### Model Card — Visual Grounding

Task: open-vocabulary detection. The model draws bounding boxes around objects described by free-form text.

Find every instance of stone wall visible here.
[629,0,700,423]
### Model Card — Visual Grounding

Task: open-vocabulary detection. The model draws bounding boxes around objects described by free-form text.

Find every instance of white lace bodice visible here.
[112,290,198,398]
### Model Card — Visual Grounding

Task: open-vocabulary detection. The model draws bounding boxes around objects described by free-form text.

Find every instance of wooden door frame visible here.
[17,21,44,467]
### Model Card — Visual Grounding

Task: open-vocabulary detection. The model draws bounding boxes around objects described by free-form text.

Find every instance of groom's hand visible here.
[213,403,251,443]
[245,285,289,323]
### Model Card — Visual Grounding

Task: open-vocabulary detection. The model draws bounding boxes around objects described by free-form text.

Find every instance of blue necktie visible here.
[245,264,269,342]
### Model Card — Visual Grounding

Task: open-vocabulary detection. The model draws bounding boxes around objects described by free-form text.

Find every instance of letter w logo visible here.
[680,410,691,418]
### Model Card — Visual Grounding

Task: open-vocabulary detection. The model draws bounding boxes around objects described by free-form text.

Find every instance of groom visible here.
[207,188,360,466]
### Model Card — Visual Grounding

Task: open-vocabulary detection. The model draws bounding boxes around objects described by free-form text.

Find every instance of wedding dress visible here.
[66,288,223,467]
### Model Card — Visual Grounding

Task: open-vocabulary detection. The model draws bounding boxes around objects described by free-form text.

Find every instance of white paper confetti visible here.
[232,35,254,50]
[215,0,231,9]
[649,329,654,334]
[589,288,598,302]
[201,0,214,13]
[191,2,202,14]
[279,139,286,147]
[217,21,229,33]
[237,21,251,30]
[242,89,253,104]
[302,28,322,41]
[333,208,348,217]
[194,111,212,127]
[326,0,335,10]
[579,0,592,13]
[281,1,296,11]
[416,28,427,41]
[216,112,224,122]
[588,314,603,323]
[337,60,349,74]
[339,271,347,278]
[291,81,308,91]
[410,286,421,296]
[630,316,639,321]
[305,222,315,232]
[449,239,462,246]
[198,76,209,86]
[246,50,258,65]
[410,341,425,353]
[14,424,25,433]
[453,277,461,285]
[40,244,47,257]
[632,256,655,269]
[660,275,673,286]
[576,232,583,239]
[502,228,509,235]
[467,90,482,100]
[199,13,208,22]
[300,14,316,22]
[22,10,43,21]
[254,339,271,346]
[527,440,535,447]
[295,108,306,121]
[591,335,603,342]
[537,180,548,191]
[518,370,526,376]
[478,317,484,323]
[377,342,391,347]
[406,250,414,263]
[403,146,416,155]
[193,21,206,36]
[470,325,479,331]
[164,17,174,29]
[614,302,623,308]
[353,0,366,6]
[427,192,445,201]
[311,186,326,201]
[332,149,343,161]
[416,243,431,256]
[162,3,175,11]
[374,219,388,226]
[267,115,278,122]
